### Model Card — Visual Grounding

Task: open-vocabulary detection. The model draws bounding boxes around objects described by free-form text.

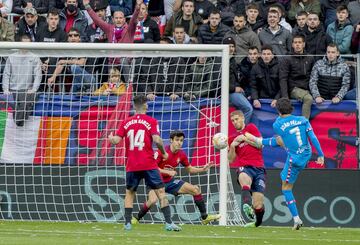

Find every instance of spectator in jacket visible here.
[269,3,292,32]
[348,0,360,25]
[292,11,307,36]
[224,36,253,124]
[93,67,126,96]
[59,0,89,42]
[280,35,315,118]
[36,9,67,42]
[0,11,14,41]
[109,0,132,16]
[170,24,192,44]
[197,9,230,44]
[239,46,260,97]
[47,27,97,94]
[134,2,160,43]
[250,45,280,109]
[245,3,266,34]
[326,5,354,54]
[165,0,202,42]
[304,12,332,58]
[321,0,349,28]
[86,0,111,42]
[184,56,214,100]
[0,0,12,16]
[224,13,261,64]
[258,9,292,56]
[15,7,47,42]
[84,0,140,43]
[216,0,245,27]
[309,43,350,104]
[3,35,42,126]
[288,0,321,22]
[13,0,55,15]
[351,22,360,53]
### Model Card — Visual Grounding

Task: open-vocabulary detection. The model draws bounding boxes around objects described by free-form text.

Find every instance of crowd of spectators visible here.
[0,0,359,124]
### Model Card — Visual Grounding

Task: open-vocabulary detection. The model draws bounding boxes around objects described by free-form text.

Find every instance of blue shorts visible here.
[164,179,186,196]
[281,153,311,184]
[126,169,164,191]
[237,166,266,193]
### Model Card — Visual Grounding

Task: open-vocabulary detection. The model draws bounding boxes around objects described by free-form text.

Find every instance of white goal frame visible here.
[0,42,230,225]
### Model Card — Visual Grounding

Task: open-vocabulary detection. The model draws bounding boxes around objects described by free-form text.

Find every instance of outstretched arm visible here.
[186,162,214,174]
[307,130,325,165]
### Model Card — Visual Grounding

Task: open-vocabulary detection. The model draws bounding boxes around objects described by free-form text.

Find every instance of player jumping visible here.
[245,98,324,230]
[108,94,181,231]
[132,130,221,225]
[228,110,266,227]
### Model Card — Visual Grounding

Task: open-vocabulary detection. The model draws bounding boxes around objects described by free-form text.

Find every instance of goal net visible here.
[0,42,245,226]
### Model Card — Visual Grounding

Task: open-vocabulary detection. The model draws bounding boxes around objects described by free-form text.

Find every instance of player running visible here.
[108,94,181,231]
[228,110,266,227]
[245,98,324,230]
[132,130,221,225]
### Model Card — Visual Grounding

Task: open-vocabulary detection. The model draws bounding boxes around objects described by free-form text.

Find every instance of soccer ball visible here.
[212,133,228,150]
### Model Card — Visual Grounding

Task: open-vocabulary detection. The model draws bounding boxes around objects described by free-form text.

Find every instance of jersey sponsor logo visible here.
[258,179,265,188]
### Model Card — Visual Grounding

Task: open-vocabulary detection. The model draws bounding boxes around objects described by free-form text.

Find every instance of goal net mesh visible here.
[0,44,245,226]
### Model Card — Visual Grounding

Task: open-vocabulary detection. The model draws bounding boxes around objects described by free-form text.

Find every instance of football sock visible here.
[282,190,299,217]
[136,202,150,221]
[262,137,279,147]
[193,194,207,220]
[254,207,265,227]
[241,185,252,206]
[161,205,172,224]
[124,208,133,224]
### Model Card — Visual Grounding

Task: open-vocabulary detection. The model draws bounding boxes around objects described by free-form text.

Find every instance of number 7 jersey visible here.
[273,115,313,156]
[117,114,160,172]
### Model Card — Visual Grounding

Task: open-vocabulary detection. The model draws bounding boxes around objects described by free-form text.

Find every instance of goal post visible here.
[0,42,243,226]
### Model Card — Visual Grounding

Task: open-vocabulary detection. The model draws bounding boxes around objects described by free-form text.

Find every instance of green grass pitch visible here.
[0,221,359,245]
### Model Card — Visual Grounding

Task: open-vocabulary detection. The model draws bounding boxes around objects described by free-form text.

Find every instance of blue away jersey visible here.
[273,115,313,156]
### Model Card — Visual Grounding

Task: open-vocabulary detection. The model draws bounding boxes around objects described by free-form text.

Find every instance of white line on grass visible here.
[0,228,359,243]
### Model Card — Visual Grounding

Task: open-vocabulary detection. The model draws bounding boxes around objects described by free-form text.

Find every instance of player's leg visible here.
[237,168,255,221]
[145,169,181,231]
[133,190,158,223]
[280,155,309,230]
[177,181,220,224]
[250,167,266,227]
[252,192,265,227]
[124,171,142,230]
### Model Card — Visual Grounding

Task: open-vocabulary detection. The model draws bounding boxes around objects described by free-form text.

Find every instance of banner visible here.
[0,95,357,168]
[0,165,359,227]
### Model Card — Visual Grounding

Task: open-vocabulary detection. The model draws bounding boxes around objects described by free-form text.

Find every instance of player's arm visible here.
[306,123,325,165]
[159,167,177,177]
[108,132,122,145]
[244,132,283,148]
[152,134,168,160]
[228,135,245,162]
[185,162,214,174]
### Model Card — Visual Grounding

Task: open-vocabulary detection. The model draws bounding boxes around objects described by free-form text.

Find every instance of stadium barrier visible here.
[0,165,359,227]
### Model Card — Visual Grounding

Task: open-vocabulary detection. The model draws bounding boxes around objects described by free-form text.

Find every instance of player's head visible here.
[170,130,185,151]
[230,110,245,130]
[276,98,293,115]
[133,94,148,112]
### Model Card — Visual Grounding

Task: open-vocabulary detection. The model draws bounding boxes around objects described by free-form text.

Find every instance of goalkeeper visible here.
[132,130,221,225]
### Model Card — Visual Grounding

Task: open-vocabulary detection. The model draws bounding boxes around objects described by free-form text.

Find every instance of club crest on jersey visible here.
[154,151,159,160]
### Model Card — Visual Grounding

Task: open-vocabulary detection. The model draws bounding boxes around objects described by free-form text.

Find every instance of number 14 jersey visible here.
[117,114,160,172]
